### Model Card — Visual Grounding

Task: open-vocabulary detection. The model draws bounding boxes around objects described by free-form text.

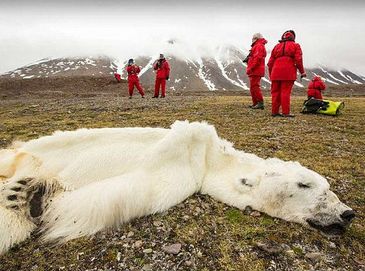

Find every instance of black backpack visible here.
[301,98,329,114]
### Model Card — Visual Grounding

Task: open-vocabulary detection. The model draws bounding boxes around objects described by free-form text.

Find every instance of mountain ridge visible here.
[1,46,364,91]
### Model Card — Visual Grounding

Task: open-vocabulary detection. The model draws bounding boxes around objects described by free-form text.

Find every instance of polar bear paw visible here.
[1,178,34,212]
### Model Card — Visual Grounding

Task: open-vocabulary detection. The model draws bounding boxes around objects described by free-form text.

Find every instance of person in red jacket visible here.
[267,30,306,117]
[126,59,145,99]
[153,54,170,98]
[307,76,326,100]
[114,73,121,83]
[245,33,267,109]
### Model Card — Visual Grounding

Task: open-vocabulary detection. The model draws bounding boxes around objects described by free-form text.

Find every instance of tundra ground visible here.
[0,80,364,270]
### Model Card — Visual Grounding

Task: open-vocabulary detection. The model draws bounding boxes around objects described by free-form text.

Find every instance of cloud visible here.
[0,1,364,74]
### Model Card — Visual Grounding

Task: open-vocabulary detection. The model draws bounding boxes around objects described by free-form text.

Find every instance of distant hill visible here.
[1,46,364,92]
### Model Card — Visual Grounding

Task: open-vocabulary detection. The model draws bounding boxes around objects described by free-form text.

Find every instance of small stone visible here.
[255,242,283,255]
[244,206,253,215]
[185,261,193,267]
[250,211,261,217]
[127,231,134,238]
[143,248,153,254]
[328,242,336,249]
[153,221,162,227]
[183,215,190,221]
[305,252,322,261]
[134,240,143,248]
[77,252,84,260]
[162,243,182,255]
[142,264,152,271]
[354,258,365,266]
[281,244,291,251]
[197,251,203,258]
[116,252,122,262]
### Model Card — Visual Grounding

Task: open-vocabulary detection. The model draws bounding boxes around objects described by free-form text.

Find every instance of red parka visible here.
[153,59,170,79]
[307,76,326,98]
[127,65,141,82]
[268,37,305,81]
[246,38,267,77]
[114,73,121,82]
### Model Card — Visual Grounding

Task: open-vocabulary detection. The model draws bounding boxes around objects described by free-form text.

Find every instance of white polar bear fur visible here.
[0,120,352,254]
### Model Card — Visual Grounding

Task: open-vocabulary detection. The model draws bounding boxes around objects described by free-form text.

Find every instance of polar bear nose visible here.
[340,210,355,223]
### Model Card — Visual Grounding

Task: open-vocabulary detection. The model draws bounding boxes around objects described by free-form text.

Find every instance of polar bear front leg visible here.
[0,177,37,255]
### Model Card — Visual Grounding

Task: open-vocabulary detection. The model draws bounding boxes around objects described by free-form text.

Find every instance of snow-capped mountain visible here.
[1,57,117,79]
[1,46,364,92]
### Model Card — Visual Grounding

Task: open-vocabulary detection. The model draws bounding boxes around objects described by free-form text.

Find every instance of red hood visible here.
[312,76,322,82]
[280,31,295,42]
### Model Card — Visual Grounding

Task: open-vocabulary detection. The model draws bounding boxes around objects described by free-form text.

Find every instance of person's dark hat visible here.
[128,58,134,65]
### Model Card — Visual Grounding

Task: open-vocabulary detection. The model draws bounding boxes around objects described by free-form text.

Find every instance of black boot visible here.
[282,114,295,118]
[252,102,264,110]
[271,113,282,117]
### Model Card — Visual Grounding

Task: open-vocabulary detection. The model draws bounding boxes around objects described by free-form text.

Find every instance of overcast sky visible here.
[0,0,364,74]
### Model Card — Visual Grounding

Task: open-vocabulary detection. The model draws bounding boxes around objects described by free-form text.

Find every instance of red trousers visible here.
[128,80,145,96]
[271,80,295,115]
[249,76,264,105]
[154,78,166,97]
[307,89,323,100]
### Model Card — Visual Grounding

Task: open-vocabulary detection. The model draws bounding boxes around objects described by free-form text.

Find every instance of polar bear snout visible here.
[340,209,356,223]
[306,209,355,236]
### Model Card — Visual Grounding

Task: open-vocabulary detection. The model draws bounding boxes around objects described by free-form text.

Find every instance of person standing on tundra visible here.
[245,33,267,109]
[307,76,326,100]
[153,54,170,98]
[268,30,306,117]
[126,59,145,99]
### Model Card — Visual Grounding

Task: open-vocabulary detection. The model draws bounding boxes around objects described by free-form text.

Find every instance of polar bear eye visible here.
[297,182,311,189]
[240,178,252,187]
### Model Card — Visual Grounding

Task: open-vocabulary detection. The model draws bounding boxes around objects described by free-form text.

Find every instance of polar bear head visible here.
[234,158,355,235]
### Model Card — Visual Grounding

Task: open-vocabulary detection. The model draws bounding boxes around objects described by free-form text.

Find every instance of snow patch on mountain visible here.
[215,57,246,90]
[197,59,216,91]
[139,57,155,77]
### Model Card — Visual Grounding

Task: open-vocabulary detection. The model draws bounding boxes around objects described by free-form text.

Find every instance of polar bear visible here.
[0,121,355,255]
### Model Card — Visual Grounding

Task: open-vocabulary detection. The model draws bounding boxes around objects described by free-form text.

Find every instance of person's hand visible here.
[301,73,307,78]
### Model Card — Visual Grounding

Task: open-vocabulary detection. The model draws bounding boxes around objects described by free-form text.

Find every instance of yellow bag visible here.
[318,100,345,116]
